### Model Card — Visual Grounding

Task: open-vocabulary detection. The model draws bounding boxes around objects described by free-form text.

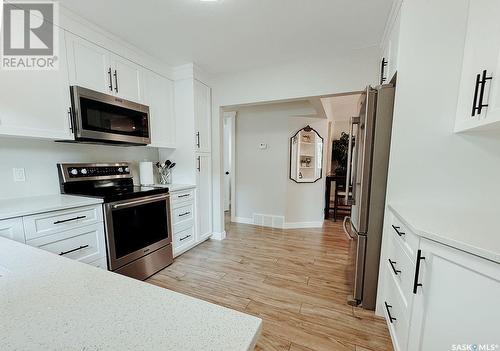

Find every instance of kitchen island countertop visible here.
[0,237,262,350]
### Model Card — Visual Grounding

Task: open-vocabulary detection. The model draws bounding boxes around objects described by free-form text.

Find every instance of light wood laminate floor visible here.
[147,217,393,351]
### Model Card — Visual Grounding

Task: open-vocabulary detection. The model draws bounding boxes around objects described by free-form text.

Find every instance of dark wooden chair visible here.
[324,175,352,221]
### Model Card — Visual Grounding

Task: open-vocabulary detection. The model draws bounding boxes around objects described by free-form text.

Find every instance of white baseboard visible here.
[211,231,226,241]
[233,217,253,225]
[233,216,323,230]
[283,221,324,229]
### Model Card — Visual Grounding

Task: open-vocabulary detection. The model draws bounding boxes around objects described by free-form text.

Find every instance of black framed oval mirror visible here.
[289,125,324,183]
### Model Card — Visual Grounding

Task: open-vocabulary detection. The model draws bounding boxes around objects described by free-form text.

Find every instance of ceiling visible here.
[321,93,362,122]
[59,0,393,75]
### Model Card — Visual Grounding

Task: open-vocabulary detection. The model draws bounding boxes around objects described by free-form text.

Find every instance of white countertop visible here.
[0,237,262,350]
[0,194,103,220]
[389,202,500,264]
[150,183,196,192]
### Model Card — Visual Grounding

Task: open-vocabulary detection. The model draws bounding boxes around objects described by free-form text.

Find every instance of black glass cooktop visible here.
[61,179,169,203]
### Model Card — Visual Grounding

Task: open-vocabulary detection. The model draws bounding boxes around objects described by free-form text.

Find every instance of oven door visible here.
[104,194,172,271]
[71,86,151,145]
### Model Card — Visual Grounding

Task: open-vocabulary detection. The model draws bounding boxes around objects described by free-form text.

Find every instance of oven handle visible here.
[110,194,169,209]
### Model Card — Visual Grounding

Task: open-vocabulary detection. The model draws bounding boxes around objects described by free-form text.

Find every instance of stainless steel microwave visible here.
[69,86,151,145]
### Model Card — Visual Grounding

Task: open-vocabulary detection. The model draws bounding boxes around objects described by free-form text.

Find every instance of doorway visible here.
[222,111,236,230]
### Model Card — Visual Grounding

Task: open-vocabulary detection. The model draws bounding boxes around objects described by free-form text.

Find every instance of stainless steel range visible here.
[58,162,173,280]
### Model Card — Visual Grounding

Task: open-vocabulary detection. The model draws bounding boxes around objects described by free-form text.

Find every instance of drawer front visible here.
[171,189,195,205]
[24,205,103,241]
[386,234,416,313]
[27,223,106,264]
[173,218,195,234]
[173,225,195,250]
[89,257,108,270]
[172,203,194,225]
[390,213,420,260]
[383,266,410,351]
[0,217,25,243]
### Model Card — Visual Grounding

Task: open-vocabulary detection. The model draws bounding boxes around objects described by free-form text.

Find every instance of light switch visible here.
[259,143,268,149]
[13,168,26,182]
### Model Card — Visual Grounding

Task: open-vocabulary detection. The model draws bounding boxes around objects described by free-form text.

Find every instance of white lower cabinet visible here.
[407,238,500,351]
[170,186,210,257]
[0,217,25,243]
[379,208,500,351]
[0,204,107,268]
[196,154,212,242]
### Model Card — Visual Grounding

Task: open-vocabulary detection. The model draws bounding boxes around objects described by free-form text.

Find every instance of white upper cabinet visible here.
[380,2,401,84]
[111,55,143,103]
[66,33,112,95]
[144,70,176,148]
[455,0,500,132]
[66,33,144,103]
[0,30,73,139]
[407,238,500,351]
[194,80,212,153]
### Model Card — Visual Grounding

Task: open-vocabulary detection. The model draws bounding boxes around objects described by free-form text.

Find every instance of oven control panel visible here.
[59,163,131,181]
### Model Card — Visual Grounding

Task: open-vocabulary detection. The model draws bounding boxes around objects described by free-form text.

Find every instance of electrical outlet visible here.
[13,168,26,182]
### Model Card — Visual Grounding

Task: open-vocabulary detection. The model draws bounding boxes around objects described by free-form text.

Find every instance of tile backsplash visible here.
[0,137,159,200]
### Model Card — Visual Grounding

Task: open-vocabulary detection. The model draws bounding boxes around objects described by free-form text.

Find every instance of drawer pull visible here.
[413,249,426,294]
[384,302,397,323]
[388,259,401,275]
[59,245,89,256]
[391,225,405,237]
[54,215,87,225]
[178,194,190,198]
[180,234,192,241]
[178,212,191,217]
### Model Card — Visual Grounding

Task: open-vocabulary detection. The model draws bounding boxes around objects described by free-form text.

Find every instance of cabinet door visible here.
[455,0,500,131]
[0,31,72,139]
[194,80,212,152]
[144,70,176,148]
[112,55,143,103]
[0,218,25,243]
[407,238,500,351]
[66,33,112,94]
[195,153,212,241]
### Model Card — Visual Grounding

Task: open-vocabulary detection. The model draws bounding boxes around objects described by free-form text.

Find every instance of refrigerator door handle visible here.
[345,116,360,204]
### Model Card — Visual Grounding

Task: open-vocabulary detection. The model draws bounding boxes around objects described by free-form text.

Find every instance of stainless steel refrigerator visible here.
[346,84,395,310]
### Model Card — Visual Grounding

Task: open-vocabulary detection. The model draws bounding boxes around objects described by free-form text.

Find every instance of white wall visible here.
[234,103,327,226]
[210,47,380,234]
[385,0,500,208]
[0,137,159,200]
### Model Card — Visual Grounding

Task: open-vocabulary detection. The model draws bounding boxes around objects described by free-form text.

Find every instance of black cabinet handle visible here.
[178,194,190,198]
[380,57,388,84]
[391,225,405,237]
[68,107,73,133]
[472,69,493,116]
[113,70,119,93]
[384,302,396,323]
[413,249,426,294]
[197,156,201,172]
[196,132,200,148]
[59,244,89,256]
[180,234,192,242]
[388,259,401,275]
[108,67,113,91]
[54,215,86,225]
[178,211,191,217]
